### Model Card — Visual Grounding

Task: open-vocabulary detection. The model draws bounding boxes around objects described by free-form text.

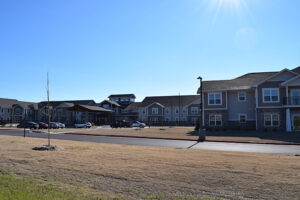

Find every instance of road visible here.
[1,129,300,155]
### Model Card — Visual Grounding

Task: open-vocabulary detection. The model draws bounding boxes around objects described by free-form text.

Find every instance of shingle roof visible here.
[292,66,300,74]
[98,100,121,107]
[0,98,38,109]
[108,94,136,98]
[140,95,200,107]
[199,72,277,92]
[38,100,95,109]
[124,102,142,111]
[68,104,113,112]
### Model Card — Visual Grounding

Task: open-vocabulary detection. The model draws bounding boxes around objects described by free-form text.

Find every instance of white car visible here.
[74,122,92,128]
[132,121,146,128]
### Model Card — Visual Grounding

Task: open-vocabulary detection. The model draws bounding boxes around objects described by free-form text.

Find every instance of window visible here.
[152,107,158,115]
[238,92,246,101]
[191,107,198,114]
[182,109,186,113]
[165,118,169,122]
[209,114,222,126]
[239,114,247,123]
[208,93,222,105]
[142,109,145,114]
[175,108,179,114]
[263,88,279,103]
[175,118,179,122]
[165,108,169,114]
[264,113,279,127]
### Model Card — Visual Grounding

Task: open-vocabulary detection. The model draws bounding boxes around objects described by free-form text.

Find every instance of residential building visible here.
[135,95,201,125]
[0,98,38,123]
[198,66,300,131]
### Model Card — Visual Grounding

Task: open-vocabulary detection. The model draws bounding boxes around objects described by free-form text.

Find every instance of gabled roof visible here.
[108,94,136,98]
[98,100,121,107]
[291,66,300,74]
[140,95,200,107]
[38,100,95,109]
[68,104,113,112]
[252,68,298,87]
[199,72,277,92]
[281,74,300,86]
[124,102,141,111]
[0,98,38,109]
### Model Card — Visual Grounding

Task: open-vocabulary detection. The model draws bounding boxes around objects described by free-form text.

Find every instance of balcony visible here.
[283,97,300,106]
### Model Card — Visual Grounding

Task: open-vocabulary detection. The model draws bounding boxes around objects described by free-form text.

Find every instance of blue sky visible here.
[0,0,299,102]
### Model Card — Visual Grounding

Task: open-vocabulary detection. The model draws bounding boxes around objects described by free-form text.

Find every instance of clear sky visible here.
[0,0,299,102]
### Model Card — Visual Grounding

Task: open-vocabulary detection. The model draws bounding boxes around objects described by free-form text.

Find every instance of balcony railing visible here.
[283,97,300,106]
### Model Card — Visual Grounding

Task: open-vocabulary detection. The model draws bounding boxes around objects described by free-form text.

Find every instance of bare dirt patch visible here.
[0,135,300,199]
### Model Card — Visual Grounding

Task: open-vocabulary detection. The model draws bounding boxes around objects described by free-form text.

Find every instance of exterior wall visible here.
[204,110,228,127]
[204,91,226,109]
[147,104,163,116]
[227,90,255,121]
[256,108,285,131]
[0,108,12,121]
[257,81,285,107]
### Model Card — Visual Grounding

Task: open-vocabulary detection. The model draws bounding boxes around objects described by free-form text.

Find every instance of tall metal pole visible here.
[197,76,203,130]
[47,72,51,146]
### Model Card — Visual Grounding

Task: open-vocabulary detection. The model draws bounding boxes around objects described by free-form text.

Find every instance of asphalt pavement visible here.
[1,129,300,155]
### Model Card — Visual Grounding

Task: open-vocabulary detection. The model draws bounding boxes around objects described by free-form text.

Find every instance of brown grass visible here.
[0,135,300,199]
[68,127,298,144]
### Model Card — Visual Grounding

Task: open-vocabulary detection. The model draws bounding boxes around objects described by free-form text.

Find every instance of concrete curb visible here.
[64,132,300,146]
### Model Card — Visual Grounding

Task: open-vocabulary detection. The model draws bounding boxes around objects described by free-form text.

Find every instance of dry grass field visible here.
[0,135,300,199]
[68,127,300,144]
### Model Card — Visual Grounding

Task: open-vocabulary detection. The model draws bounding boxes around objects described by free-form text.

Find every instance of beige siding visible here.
[204,92,226,109]
[257,81,284,107]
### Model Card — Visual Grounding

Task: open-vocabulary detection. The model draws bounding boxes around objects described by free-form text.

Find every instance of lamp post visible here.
[197,76,205,141]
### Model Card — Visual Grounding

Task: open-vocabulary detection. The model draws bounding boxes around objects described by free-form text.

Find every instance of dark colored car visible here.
[38,122,48,129]
[0,121,7,126]
[110,120,132,128]
[49,122,59,129]
[17,121,39,129]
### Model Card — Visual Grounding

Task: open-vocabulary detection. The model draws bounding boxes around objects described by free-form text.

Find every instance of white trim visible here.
[225,91,228,109]
[264,113,280,127]
[253,68,298,87]
[262,88,280,103]
[204,108,227,111]
[257,106,283,109]
[208,114,222,126]
[145,102,165,108]
[281,74,300,86]
[238,92,247,102]
[208,92,222,105]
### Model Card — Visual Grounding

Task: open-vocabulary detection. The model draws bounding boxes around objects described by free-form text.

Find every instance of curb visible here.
[64,132,300,146]
[0,128,22,131]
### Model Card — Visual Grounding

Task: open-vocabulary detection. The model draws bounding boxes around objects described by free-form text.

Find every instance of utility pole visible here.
[47,72,51,146]
[197,76,205,142]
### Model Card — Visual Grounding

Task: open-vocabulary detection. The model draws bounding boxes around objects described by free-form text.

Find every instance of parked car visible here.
[0,120,7,126]
[38,122,48,129]
[110,120,132,128]
[132,121,146,128]
[49,122,59,129]
[56,122,65,129]
[17,121,39,129]
[75,122,92,128]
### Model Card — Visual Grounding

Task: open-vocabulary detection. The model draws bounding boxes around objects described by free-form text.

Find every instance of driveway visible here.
[1,129,300,155]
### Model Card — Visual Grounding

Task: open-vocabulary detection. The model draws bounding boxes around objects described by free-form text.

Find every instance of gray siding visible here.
[227,90,255,120]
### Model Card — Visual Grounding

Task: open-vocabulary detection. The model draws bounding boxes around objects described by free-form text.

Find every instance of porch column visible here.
[286,108,291,132]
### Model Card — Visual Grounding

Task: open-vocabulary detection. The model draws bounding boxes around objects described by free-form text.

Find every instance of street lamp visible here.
[197,76,205,142]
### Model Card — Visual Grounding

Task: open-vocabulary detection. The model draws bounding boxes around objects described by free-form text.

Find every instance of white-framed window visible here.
[263,88,279,103]
[264,113,279,127]
[238,92,246,101]
[142,109,146,114]
[175,108,179,114]
[182,108,186,113]
[191,107,199,114]
[165,117,169,122]
[208,93,222,105]
[152,107,158,115]
[175,117,179,122]
[239,114,247,123]
[209,114,222,126]
[165,108,169,114]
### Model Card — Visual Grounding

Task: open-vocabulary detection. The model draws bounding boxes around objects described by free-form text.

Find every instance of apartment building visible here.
[198,66,300,131]
[0,98,38,123]
[136,95,201,125]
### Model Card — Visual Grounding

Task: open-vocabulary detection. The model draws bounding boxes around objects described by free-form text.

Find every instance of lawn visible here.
[66,126,300,144]
[0,135,300,199]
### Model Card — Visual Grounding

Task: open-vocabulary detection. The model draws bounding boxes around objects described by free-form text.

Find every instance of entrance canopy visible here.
[68,104,113,113]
